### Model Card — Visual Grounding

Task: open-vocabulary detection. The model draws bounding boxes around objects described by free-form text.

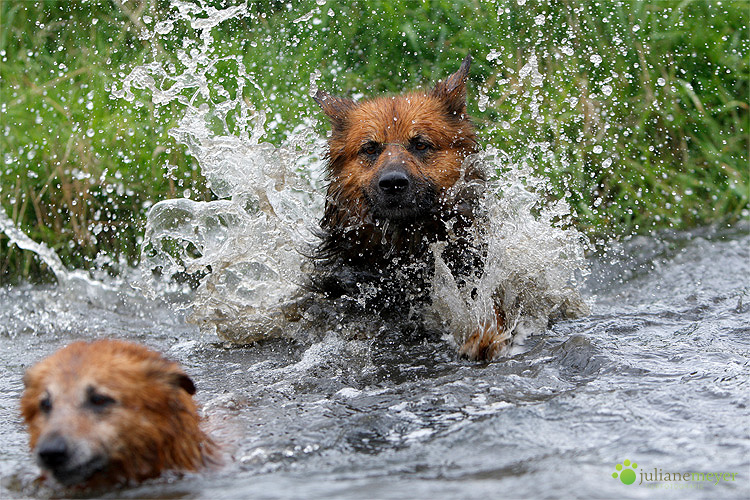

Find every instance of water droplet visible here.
[477,88,490,112]
[486,49,502,62]
[155,20,174,34]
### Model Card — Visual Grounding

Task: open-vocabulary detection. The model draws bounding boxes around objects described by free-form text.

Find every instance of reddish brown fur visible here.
[458,306,507,361]
[314,55,508,360]
[316,60,480,255]
[323,94,476,241]
[21,340,216,488]
[328,93,475,191]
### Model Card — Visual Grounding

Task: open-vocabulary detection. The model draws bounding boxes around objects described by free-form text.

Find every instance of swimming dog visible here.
[21,339,216,488]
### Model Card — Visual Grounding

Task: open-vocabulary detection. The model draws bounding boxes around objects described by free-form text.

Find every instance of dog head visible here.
[315,55,477,224]
[21,340,208,488]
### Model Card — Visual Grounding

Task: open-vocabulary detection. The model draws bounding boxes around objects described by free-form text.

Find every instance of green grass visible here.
[1,0,748,282]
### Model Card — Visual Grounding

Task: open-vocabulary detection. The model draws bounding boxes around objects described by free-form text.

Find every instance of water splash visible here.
[428,149,589,353]
[104,0,591,350]
[115,0,589,350]
[109,1,326,341]
[0,205,67,282]
[0,204,133,310]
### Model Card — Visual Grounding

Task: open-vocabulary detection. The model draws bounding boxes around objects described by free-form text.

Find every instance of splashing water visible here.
[108,1,589,352]
[3,3,748,499]
[0,206,127,305]
[0,206,67,283]
[112,0,328,341]
[429,149,589,353]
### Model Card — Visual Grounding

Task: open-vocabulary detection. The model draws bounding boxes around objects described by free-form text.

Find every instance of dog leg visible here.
[459,307,507,361]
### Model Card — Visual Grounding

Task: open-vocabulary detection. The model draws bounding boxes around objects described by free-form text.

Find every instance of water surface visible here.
[1,223,748,499]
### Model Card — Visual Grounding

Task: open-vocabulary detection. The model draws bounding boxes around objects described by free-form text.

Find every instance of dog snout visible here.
[378,169,410,195]
[37,434,70,469]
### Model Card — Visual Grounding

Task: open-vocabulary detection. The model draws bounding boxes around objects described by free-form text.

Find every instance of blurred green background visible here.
[1,0,747,282]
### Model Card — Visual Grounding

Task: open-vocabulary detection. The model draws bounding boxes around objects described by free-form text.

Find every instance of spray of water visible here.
[428,148,589,353]
[109,1,590,351]
[0,205,128,305]
[0,205,68,283]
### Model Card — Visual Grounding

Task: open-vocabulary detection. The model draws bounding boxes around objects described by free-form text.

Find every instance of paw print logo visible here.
[612,459,638,485]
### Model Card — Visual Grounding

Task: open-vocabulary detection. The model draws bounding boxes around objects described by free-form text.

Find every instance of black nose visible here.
[37,435,70,469]
[378,170,410,195]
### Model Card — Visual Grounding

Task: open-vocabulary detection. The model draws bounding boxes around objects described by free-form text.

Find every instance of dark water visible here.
[1,223,748,499]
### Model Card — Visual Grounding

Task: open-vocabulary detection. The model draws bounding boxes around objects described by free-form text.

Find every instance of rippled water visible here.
[3,2,748,498]
[1,222,748,499]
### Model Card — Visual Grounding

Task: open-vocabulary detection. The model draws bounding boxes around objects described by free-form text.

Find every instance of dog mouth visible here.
[40,452,109,487]
[372,201,424,220]
[50,457,109,487]
[367,185,437,221]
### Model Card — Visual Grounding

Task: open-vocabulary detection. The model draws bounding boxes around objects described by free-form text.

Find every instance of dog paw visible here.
[459,320,508,362]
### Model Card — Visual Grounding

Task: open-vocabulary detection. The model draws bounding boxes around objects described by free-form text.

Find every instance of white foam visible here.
[108,0,589,350]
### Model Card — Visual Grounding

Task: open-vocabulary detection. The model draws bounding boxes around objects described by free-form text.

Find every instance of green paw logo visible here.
[613,459,638,485]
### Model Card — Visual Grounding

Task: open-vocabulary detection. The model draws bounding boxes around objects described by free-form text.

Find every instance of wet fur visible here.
[21,340,217,489]
[313,55,507,359]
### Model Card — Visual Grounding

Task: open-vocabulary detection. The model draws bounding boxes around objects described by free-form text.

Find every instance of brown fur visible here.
[21,340,216,488]
[458,306,506,361]
[314,55,507,360]
[315,57,480,264]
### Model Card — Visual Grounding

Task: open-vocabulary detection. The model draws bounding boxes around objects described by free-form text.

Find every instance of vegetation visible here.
[1,0,747,282]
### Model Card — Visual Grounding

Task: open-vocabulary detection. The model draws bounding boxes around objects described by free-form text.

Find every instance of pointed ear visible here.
[314,89,355,131]
[431,54,472,117]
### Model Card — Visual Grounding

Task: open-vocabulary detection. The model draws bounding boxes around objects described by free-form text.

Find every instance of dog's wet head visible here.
[29,384,116,486]
[315,55,477,225]
[21,340,204,488]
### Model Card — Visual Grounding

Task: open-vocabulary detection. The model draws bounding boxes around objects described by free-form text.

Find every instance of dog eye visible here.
[86,388,116,410]
[360,142,379,156]
[89,393,115,406]
[39,394,52,414]
[413,140,431,151]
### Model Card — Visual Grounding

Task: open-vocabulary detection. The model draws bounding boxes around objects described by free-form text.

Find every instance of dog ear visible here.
[147,357,197,395]
[171,372,197,395]
[314,89,355,131]
[158,367,196,395]
[431,54,472,117]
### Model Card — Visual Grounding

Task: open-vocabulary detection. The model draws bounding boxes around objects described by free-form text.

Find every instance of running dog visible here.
[313,55,506,360]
